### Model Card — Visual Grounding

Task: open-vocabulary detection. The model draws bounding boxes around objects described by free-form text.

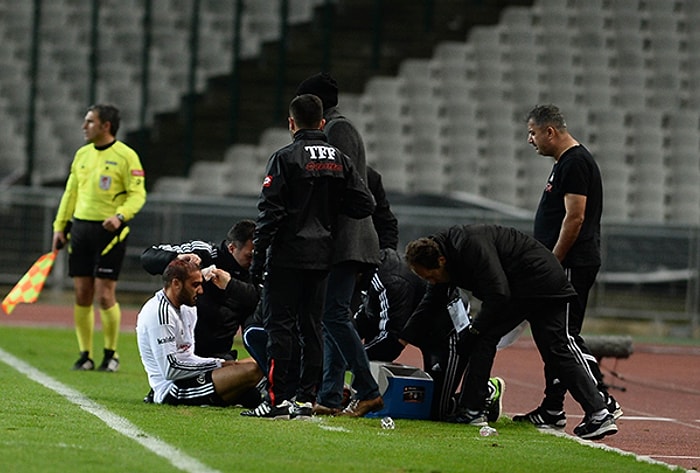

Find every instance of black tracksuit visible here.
[252,129,375,405]
[402,224,608,416]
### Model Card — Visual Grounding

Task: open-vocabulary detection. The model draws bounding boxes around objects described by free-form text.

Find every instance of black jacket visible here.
[367,166,399,251]
[141,240,259,357]
[355,248,426,341]
[323,108,381,266]
[402,224,577,343]
[253,129,376,273]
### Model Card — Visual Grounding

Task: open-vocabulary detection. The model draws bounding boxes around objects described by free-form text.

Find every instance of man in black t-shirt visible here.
[513,104,622,429]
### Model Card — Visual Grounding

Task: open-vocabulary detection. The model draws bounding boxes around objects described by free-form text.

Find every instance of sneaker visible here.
[143,389,154,404]
[290,401,313,420]
[485,377,505,422]
[512,406,567,429]
[97,349,119,372]
[97,357,120,372]
[312,404,341,416]
[605,394,623,420]
[337,396,384,417]
[574,413,618,440]
[240,400,293,419]
[72,351,94,371]
[446,409,489,426]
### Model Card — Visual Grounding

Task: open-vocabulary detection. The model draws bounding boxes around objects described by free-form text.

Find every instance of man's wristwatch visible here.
[116,213,125,223]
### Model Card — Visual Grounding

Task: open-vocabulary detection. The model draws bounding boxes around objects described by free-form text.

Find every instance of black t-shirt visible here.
[533,144,602,268]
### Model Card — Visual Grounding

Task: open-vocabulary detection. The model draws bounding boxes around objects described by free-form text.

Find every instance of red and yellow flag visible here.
[2,251,57,315]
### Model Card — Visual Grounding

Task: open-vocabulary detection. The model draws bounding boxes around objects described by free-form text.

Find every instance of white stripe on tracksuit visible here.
[436,331,461,419]
[364,273,391,350]
[563,267,598,384]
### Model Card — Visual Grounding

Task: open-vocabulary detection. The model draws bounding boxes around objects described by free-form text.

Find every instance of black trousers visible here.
[422,330,473,421]
[461,298,607,416]
[262,267,328,405]
[542,265,606,411]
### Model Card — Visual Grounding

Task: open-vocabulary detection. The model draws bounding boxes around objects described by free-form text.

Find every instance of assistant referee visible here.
[52,104,146,372]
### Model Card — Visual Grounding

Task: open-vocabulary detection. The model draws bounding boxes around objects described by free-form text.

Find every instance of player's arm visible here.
[552,193,586,263]
[153,320,222,381]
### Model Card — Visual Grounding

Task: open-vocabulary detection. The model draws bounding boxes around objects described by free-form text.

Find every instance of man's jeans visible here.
[317,261,380,407]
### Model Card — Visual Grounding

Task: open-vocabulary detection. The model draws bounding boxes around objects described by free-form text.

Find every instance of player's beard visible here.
[176,286,197,307]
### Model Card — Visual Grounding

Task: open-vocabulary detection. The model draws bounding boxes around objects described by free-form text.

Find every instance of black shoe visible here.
[97,349,119,372]
[290,401,313,420]
[72,351,94,371]
[485,377,505,423]
[241,400,292,419]
[143,389,155,404]
[574,413,618,440]
[512,406,566,429]
[446,409,488,426]
[605,394,623,420]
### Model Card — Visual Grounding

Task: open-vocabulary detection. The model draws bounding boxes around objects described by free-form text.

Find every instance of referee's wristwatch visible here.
[116,213,125,223]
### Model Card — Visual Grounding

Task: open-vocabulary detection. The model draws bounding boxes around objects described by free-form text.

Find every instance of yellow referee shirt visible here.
[53,140,147,231]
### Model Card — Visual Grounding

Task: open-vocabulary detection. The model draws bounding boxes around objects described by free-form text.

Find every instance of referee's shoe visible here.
[72,351,94,371]
[97,349,120,372]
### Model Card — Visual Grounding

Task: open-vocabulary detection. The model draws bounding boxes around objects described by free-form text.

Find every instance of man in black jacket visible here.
[141,219,259,360]
[242,94,376,420]
[403,224,618,440]
[295,73,384,418]
[358,247,505,422]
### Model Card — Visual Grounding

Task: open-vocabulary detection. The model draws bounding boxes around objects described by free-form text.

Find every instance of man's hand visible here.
[177,253,202,266]
[52,231,66,251]
[209,268,231,289]
[102,215,123,232]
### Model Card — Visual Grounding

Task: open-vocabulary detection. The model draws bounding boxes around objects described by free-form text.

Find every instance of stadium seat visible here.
[257,128,292,163]
[499,6,536,46]
[431,41,472,88]
[407,138,448,194]
[398,59,439,101]
[665,170,700,224]
[480,146,518,206]
[223,144,266,196]
[362,76,405,119]
[515,143,552,211]
[602,181,631,223]
[577,69,615,107]
[188,161,232,196]
[151,176,194,195]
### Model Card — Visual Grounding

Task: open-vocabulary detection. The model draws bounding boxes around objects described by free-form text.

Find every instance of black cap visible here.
[295,72,339,110]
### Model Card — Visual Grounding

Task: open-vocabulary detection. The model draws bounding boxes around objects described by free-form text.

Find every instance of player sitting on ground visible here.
[136,259,263,407]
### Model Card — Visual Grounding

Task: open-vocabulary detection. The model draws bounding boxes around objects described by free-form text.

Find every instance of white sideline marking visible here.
[318,424,352,433]
[545,429,695,473]
[618,416,675,422]
[0,347,221,473]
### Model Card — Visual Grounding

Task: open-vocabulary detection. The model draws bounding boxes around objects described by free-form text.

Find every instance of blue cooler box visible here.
[365,361,434,420]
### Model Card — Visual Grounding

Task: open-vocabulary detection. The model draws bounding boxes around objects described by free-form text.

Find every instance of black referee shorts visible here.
[68,219,128,279]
